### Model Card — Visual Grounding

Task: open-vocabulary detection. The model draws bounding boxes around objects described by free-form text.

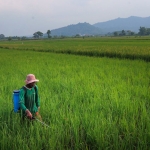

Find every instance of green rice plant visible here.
[0,48,150,149]
[0,37,150,61]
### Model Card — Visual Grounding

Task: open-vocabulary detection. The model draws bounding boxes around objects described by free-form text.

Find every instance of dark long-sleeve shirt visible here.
[19,85,40,114]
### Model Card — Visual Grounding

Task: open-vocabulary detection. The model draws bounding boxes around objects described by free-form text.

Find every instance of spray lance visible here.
[26,116,50,128]
[33,117,50,128]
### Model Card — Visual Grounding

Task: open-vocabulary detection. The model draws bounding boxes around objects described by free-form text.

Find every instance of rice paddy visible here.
[0,37,150,149]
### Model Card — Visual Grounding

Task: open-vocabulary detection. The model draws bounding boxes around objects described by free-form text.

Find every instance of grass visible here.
[0,37,150,61]
[0,46,150,149]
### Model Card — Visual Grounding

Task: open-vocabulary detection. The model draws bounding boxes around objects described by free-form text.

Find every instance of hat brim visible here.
[25,79,39,85]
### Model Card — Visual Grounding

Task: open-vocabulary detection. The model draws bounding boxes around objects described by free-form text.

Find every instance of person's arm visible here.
[35,85,40,110]
[19,88,32,119]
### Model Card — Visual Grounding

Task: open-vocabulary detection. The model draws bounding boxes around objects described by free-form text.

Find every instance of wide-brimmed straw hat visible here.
[25,74,39,85]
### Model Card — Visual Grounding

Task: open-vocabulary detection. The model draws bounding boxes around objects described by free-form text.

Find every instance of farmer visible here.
[19,74,42,120]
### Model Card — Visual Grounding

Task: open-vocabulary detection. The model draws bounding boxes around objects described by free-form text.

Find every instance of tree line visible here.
[33,30,51,38]
[138,27,150,35]
[1,26,150,40]
[0,30,51,40]
[113,27,150,36]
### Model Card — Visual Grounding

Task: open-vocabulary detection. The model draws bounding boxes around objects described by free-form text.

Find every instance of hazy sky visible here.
[0,0,150,36]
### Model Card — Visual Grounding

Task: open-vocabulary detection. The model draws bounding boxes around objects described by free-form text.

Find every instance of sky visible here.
[0,0,150,36]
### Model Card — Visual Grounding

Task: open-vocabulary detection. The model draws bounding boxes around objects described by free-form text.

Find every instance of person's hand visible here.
[25,109,32,119]
[35,108,42,121]
[35,111,39,116]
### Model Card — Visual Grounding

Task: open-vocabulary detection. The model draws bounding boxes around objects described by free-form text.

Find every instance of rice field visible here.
[0,37,150,61]
[0,37,150,149]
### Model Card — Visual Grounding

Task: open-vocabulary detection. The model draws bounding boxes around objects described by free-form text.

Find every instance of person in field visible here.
[19,74,42,120]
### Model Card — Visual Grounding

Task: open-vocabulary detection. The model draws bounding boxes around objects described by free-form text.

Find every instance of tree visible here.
[147,28,150,35]
[0,34,5,39]
[139,27,147,35]
[21,36,26,40]
[33,32,39,38]
[47,30,51,38]
[37,31,43,38]
[33,31,43,38]
[139,27,150,35]
[130,32,135,36]
[121,30,126,36]
[75,34,81,37]
[114,31,118,36]
[8,36,12,41]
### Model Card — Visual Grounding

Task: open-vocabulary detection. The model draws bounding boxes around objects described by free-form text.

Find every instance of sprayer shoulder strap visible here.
[22,86,37,96]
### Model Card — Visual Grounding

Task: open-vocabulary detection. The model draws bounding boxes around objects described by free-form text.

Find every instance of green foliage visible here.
[33,31,43,38]
[47,30,51,38]
[113,30,135,36]
[0,34,5,39]
[139,27,150,35]
[8,36,12,41]
[121,30,126,36]
[0,37,150,61]
[114,31,118,36]
[0,48,150,149]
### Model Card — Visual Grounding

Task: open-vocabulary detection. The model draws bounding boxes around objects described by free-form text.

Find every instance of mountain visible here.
[47,16,150,37]
[50,22,102,36]
[93,16,150,33]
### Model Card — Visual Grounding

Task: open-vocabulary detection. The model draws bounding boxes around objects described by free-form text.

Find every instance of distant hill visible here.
[93,16,150,33]
[50,22,102,36]
[45,16,150,37]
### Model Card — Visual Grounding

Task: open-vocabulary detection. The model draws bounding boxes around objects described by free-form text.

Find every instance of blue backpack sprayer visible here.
[12,88,49,127]
[13,90,20,113]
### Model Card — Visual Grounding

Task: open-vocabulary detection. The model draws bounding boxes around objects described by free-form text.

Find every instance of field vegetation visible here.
[0,37,150,149]
[0,37,150,61]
